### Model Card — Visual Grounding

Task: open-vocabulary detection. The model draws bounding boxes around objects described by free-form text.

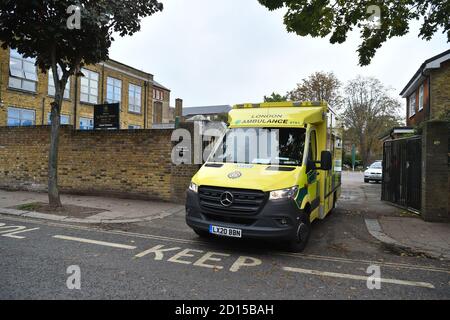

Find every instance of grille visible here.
[198,186,267,215]
[203,213,256,226]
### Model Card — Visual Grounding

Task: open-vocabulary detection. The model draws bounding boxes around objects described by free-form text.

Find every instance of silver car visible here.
[364,161,382,183]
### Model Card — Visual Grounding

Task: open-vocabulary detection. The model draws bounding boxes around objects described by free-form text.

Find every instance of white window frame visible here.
[80,68,99,104]
[418,84,424,111]
[79,117,94,130]
[48,68,71,99]
[153,89,163,101]
[128,84,142,113]
[409,93,416,118]
[47,113,70,125]
[8,49,38,92]
[106,77,122,104]
[7,107,36,127]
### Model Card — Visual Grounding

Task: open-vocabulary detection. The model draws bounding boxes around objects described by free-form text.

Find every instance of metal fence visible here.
[382,136,422,213]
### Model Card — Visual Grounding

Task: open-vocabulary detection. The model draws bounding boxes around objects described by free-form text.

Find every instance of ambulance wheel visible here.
[288,211,311,253]
[193,228,210,238]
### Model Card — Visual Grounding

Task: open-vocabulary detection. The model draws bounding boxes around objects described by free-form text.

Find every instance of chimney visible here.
[175,98,183,119]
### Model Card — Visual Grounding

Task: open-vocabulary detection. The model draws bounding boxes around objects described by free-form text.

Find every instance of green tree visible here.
[264,92,288,102]
[288,71,343,108]
[258,0,449,66]
[341,76,401,166]
[0,0,163,208]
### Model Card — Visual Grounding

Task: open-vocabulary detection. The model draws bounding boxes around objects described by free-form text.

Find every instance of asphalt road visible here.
[1,172,449,299]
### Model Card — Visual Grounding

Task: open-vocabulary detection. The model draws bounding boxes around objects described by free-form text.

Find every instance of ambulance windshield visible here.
[208,128,306,166]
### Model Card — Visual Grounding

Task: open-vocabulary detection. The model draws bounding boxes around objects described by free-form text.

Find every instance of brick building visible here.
[0,46,172,129]
[400,49,450,126]
[152,80,171,124]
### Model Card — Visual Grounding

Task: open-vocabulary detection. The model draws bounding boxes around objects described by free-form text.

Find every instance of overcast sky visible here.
[109,0,449,108]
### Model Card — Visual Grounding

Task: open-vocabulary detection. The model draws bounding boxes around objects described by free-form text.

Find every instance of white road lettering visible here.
[0,224,40,239]
[53,235,137,250]
[193,252,230,270]
[168,248,204,265]
[136,244,261,272]
[283,267,435,289]
[230,256,262,272]
[1,227,40,239]
[135,245,181,260]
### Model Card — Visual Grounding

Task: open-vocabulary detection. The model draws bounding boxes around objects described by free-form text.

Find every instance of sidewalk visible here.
[0,189,184,224]
[343,172,450,261]
[365,216,450,260]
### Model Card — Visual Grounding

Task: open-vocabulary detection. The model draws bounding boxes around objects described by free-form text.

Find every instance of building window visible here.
[47,113,70,125]
[128,124,141,129]
[409,93,416,118]
[128,84,142,113]
[153,89,163,101]
[8,49,38,92]
[106,77,122,104]
[7,107,36,127]
[80,68,99,104]
[79,117,94,130]
[48,67,70,99]
[418,84,424,111]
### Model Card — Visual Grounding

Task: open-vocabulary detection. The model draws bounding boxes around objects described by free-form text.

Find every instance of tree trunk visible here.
[359,134,368,168]
[48,99,62,209]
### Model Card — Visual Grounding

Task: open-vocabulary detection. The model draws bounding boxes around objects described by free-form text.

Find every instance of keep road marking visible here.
[283,266,435,289]
[53,235,137,250]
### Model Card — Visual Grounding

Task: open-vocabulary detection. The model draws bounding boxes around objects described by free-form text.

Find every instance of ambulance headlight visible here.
[189,182,198,193]
[270,186,299,200]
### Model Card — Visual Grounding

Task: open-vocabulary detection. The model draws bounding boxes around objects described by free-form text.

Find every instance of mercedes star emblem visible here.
[220,191,234,207]
[227,171,242,179]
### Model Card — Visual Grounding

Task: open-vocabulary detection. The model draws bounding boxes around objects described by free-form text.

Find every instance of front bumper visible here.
[365,174,382,181]
[185,190,305,241]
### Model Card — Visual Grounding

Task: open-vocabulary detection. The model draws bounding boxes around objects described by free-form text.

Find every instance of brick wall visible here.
[421,121,450,222]
[430,60,450,120]
[0,125,200,203]
[406,77,431,127]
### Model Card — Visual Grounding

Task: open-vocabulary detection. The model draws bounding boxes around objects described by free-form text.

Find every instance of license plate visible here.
[209,225,242,238]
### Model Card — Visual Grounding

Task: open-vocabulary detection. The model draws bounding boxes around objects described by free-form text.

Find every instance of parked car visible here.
[364,161,383,183]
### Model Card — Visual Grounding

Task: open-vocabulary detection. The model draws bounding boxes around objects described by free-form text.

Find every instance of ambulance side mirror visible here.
[320,151,332,171]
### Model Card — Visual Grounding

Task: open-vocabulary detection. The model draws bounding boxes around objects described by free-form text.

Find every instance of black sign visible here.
[94,103,120,130]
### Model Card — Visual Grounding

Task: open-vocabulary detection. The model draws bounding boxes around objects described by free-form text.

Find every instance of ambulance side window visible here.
[308,130,317,161]
[306,130,317,173]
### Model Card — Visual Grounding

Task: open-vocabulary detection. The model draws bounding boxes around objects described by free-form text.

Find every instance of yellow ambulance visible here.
[186,101,342,252]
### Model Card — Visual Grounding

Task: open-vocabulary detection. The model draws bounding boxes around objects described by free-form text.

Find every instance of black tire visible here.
[193,228,210,238]
[288,210,311,253]
[364,179,369,183]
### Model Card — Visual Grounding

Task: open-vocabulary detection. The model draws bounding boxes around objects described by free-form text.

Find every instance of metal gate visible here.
[381,136,422,213]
